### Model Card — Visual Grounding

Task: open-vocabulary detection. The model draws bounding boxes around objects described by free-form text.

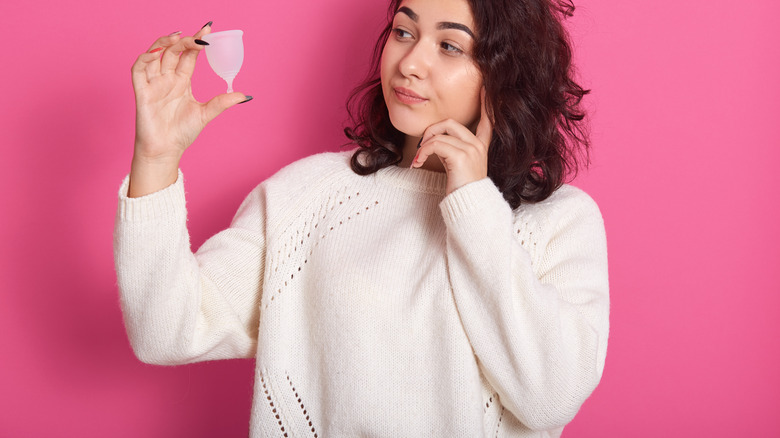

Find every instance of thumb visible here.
[202,92,252,123]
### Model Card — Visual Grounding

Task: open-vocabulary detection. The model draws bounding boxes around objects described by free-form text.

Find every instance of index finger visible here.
[176,22,213,76]
[160,35,206,75]
[475,87,493,148]
[420,118,475,145]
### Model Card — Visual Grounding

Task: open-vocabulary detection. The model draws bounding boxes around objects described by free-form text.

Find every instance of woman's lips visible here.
[394,87,428,105]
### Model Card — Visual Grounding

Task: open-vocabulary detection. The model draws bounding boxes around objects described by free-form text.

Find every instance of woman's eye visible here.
[393,28,412,39]
[441,42,463,54]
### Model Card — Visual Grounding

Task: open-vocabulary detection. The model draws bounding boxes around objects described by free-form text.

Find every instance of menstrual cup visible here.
[201,30,244,93]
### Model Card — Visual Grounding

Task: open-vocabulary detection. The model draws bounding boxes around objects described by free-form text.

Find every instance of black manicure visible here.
[194,39,209,46]
[202,21,213,29]
[238,96,254,104]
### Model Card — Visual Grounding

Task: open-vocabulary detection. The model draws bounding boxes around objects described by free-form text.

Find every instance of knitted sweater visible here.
[114,150,609,437]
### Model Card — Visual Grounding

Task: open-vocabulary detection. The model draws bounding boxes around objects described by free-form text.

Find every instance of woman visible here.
[115,0,609,436]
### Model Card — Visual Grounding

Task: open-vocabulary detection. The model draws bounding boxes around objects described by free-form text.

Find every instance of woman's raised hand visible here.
[411,89,493,196]
[128,23,250,197]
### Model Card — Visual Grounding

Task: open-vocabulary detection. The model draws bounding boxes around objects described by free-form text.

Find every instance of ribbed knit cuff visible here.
[116,170,186,222]
[439,178,509,227]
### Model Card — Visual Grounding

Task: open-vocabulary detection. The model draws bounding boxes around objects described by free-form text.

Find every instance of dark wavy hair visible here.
[344,0,590,208]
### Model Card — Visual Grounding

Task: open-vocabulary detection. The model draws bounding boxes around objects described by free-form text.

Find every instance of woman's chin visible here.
[388,116,427,139]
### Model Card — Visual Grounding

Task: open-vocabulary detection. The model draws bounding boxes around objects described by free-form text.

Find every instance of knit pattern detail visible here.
[264,186,380,310]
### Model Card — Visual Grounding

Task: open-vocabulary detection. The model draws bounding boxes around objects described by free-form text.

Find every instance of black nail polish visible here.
[202,21,213,29]
[239,96,254,104]
[194,39,209,46]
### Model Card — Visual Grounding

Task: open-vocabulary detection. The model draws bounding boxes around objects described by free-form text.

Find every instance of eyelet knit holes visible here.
[484,391,499,413]
[517,222,534,250]
[286,373,318,437]
[260,372,288,436]
[494,406,505,437]
[265,190,377,309]
[483,390,504,434]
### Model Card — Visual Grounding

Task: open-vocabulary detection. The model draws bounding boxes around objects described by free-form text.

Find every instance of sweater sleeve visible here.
[439,178,609,431]
[113,171,266,365]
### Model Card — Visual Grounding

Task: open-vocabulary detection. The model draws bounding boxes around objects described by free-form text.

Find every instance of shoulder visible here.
[255,149,357,196]
[514,184,603,226]
[512,184,606,266]
[237,149,361,232]
[269,149,356,184]
[232,148,357,216]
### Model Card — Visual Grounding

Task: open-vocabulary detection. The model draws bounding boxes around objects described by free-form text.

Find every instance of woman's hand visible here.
[128,23,250,197]
[411,89,493,196]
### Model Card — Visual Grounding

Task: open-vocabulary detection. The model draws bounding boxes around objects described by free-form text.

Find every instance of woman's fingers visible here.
[420,119,475,146]
[412,116,490,194]
[131,52,158,87]
[415,118,488,166]
[413,134,488,194]
[132,32,184,85]
[134,22,215,85]
[412,133,470,169]
[177,23,212,76]
[146,31,184,52]
[160,36,205,75]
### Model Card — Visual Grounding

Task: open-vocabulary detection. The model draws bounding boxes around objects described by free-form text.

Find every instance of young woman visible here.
[116,0,609,436]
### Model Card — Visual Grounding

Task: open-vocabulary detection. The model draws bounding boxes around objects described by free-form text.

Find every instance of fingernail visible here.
[202,21,213,29]
[168,31,182,36]
[238,96,254,104]
[194,39,209,46]
[149,47,164,54]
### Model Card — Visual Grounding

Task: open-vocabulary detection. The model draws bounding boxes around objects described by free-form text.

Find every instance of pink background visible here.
[1,0,778,436]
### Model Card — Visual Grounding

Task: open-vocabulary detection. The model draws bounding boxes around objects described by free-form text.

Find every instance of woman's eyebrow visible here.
[395,6,475,40]
[437,22,475,39]
[396,6,419,21]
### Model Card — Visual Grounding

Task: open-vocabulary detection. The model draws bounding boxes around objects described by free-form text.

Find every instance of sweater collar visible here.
[375,164,447,195]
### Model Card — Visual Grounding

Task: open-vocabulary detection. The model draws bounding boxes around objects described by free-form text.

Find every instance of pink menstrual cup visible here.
[201,30,244,93]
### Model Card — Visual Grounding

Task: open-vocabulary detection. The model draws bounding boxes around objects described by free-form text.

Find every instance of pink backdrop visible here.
[1,0,778,436]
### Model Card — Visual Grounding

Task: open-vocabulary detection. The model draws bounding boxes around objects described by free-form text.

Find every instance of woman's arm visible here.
[440,179,609,430]
[114,174,266,365]
[115,24,257,364]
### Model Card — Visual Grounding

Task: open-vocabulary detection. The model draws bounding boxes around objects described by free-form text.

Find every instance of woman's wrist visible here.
[128,153,182,198]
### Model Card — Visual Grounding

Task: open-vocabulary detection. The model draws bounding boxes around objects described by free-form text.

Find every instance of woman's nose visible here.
[398,41,432,80]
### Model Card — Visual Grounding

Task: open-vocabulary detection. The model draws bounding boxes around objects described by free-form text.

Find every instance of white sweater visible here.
[114,150,609,437]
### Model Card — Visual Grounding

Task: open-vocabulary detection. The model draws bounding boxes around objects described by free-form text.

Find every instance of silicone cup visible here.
[201,30,244,93]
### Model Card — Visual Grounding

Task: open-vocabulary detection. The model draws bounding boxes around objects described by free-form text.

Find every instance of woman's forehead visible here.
[395,0,475,27]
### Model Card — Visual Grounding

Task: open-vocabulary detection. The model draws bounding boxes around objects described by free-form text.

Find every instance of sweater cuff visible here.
[117,170,186,222]
[439,177,510,227]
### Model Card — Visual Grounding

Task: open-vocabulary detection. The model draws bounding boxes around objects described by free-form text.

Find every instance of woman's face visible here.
[380,0,483,138]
